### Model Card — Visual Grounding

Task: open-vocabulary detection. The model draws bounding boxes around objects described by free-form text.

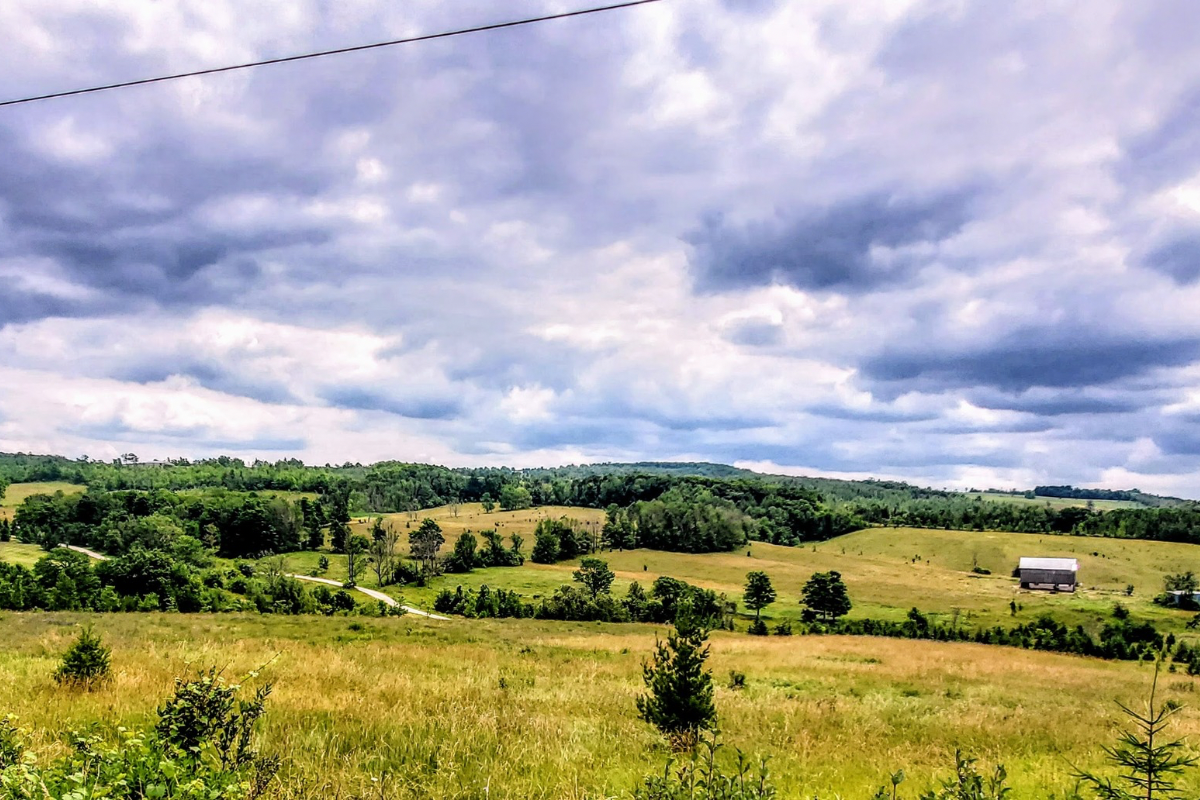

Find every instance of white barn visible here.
[1018,557,1077,592]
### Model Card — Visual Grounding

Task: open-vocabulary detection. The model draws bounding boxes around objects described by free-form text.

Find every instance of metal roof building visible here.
[1018,557,1077,592]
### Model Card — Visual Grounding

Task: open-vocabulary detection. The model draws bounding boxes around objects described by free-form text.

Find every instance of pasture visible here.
[0,481,86,521]
[1,612,1197,798]
[972,491,1141,510]
[346,503,605,548]
[294,519,1200,635]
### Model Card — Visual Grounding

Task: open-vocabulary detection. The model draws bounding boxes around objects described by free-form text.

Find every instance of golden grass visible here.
[347,503,605,547]
[0,481,86,521]
[0,541,48,568]
[2,612,1198,798]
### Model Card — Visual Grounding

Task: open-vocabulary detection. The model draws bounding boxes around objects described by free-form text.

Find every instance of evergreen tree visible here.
[1076,663,1198,799]
[54,625,111,689]
[743,571,776,635]
[801,570,852,622]
[636,603,717,750]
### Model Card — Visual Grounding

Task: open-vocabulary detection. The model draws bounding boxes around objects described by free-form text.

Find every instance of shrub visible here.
[773,621,793,636]
[54,625,111,690]
[747,619,769,636]
[727,670,746,691]
[5,668,279,800]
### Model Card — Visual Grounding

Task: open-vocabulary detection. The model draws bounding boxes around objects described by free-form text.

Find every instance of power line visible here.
[0,0,665,109]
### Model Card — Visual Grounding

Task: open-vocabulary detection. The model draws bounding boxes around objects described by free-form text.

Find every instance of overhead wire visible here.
[0,0,665,109]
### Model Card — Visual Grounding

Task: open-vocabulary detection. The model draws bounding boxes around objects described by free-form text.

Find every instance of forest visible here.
[2,452,1199,552]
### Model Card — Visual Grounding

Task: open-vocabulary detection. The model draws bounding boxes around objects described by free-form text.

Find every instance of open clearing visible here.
[0,481,86,521]
[1,612,1197,798]
[298,517,1200,635]
[971,491,1141,510]
[348,502,605,543]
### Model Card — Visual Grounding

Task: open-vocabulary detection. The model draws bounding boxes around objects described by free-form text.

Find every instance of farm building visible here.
[1018,557,1077,592]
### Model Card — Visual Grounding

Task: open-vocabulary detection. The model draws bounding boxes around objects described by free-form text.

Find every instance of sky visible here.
[2,1,1200,497]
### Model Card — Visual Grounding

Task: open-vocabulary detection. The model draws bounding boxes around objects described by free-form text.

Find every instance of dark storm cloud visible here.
[804,404,938,424]
[967,390,1146,417]
[117,360,299,406]
[863,334,1200,393]
[65,419,305,452]
[686,190,975,293]
[0,116,336,324]
[320,387,463,421]
[1143,231,1200,285]
[1122,88,1200,192]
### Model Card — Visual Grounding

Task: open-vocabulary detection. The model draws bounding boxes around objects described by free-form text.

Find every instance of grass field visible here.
[0,481,86,521]
[347,502,605,543]
[1,612,1197,798]
[0,540,49,567]
[286,517,1200,636]
[973,492,1141,510]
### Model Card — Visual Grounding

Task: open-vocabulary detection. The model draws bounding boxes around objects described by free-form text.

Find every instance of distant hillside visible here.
[1032,485,1192,508]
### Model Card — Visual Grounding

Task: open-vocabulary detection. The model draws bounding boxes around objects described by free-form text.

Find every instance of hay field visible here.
[1,612,1196,798]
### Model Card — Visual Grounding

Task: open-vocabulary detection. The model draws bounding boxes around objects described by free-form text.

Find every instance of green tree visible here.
[446,532,478,573]
[499,484,533,511]
[801,570,851,622]
[531,527,560,564]
[481,494,496,513]
[636,603,717,749]
[574,558,616,598]
[54,625,111,689]
[742,571,776,634]
[345,535,370,586]
[409,519,445,571]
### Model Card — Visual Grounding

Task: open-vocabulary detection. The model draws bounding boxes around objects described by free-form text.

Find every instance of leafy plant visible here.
[53,625,111,690]
[634,730,775,799]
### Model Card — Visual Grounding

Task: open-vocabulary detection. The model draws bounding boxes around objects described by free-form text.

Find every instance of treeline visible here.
[0,546,391,616]
[434,571,736,627]
[1034,484,1187,507]
[6,452,1199,552]
[822,608,1167,662]
[14,488,309,558]
[849,497,1200,544]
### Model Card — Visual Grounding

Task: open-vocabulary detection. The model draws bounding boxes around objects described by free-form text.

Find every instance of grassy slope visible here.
[0,481,86,521]
[346,502,605,543]
[1,612,1197,798]
[294,515,1200,635]
[973,491,1141,510]
[0,541,48,568]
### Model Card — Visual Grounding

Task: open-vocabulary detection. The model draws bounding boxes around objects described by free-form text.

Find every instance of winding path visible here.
[58,544,447,620]
[287,574,448,619]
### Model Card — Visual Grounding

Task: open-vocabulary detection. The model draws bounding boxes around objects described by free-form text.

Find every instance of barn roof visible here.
[1019,557,1078,571]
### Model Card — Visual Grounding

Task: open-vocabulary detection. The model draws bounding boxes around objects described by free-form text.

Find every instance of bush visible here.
[747,619,769,636]
[54,625,111,690]
[727,670,746,691]
[4,667,279,800]
[773,621,793,636]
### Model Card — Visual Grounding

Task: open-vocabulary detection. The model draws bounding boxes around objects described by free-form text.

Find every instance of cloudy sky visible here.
[2,0,1200,496]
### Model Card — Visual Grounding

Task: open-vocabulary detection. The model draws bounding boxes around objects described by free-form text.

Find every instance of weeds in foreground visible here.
[0,668,278,799]
[634,730,774,800]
